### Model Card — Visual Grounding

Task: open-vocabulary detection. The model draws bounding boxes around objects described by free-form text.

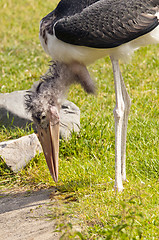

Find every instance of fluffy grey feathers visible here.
[25,61,95,119]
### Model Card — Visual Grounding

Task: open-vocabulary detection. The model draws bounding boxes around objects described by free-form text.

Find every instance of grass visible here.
[0,0,159,239]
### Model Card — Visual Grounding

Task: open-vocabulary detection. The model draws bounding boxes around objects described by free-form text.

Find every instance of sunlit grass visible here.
[0,0,159,239]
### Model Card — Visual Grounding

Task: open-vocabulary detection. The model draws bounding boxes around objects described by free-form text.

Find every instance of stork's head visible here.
[25,61,95,182]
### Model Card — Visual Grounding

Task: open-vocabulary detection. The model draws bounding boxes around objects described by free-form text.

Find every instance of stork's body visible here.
[40,0,159,65]
[26,0,159,191]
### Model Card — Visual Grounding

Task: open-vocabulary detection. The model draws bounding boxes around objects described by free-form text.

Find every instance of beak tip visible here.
[52,174,58,183]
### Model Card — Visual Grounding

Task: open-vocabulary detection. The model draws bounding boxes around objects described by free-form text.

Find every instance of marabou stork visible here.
[25,0,159,191]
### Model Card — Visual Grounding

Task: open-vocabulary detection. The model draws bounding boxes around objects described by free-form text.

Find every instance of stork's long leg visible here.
[120,71,131,181]
[111,57,124,191]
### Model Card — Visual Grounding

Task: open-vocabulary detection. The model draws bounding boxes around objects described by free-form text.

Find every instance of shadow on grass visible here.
[57,178,92,193]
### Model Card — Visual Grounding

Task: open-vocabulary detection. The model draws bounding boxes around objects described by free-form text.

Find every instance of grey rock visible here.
[0,133,42,172]
[0,90,80,139]
[0,91,32,128]
[60,101,80,139]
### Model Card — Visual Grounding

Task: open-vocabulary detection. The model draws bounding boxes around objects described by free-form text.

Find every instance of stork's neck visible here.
[40,62,76,107]
[41,61,96,104]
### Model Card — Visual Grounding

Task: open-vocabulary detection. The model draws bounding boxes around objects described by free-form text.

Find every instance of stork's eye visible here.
[41,115,46,120]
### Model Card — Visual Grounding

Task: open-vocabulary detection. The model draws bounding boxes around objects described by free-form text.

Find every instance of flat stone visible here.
[0,90,80,139]
[0,133,42,172]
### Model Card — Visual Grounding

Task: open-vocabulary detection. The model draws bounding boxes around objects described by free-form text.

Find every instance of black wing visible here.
[55,0,159,48]
[40,0,100,41]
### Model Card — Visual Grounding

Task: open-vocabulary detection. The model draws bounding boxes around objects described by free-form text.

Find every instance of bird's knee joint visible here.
[113,106,124,120]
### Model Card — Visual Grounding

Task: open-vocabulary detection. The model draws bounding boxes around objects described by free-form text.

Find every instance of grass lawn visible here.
[0,0,159,239]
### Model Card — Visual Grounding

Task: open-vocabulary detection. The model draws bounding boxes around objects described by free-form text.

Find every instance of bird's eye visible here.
[41,115,46,120]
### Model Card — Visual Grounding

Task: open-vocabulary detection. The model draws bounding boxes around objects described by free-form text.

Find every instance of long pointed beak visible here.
[37,122,59,182]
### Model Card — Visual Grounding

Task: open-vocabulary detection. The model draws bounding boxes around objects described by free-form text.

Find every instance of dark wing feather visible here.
[40,0,100,42]
[54,0,101,18]
[55,0,159,48]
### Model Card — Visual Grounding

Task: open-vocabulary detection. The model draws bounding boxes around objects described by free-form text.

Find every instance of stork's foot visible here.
[114,181,124,192]
[122,171,129,182]
[114,185,124,192]
[121,173,127,182]
[123,178,129,183]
